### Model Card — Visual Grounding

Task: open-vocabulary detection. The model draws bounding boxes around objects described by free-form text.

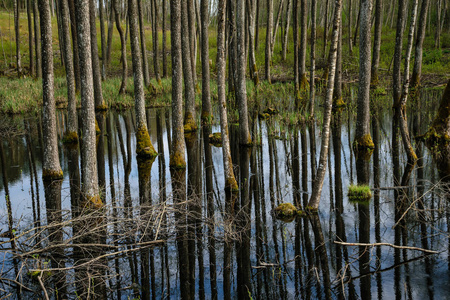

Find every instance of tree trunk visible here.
[113,0,127,95]
[188,0,197,87]
[293,0,299,95]
[33,0,41,78]
[299,0,307,90]
[137,0,150,87]
[435,0,441,48]
[217,0,238,192]
[60,0,77,141]
[271,0,285,56]
[162,0,167,77]
[99,0,106,80]
[68,0,81,92]
[282,0,292,61]
[169,0,187,169]
[323,0,329,57]
[152,0,161,83]
[227,0,237,96]
[255,0,260,50]
[181,0,197,132]
[247,0,259,86]
[39,0,63,181]
[201,0,212,121]
[89,0,106,109]
[237,0,252,146]
[75,0,101,207]
[106,0,114,66]
[27,0,34,76]
[309,0,316,117]
[307,0,342,210]
[371,0,382,86]
[354,0,374,152]
[265,0,273,83]
[410,0,430,89]
[15,0,21,74]
[128,0,157,158]
[348,0,353,54]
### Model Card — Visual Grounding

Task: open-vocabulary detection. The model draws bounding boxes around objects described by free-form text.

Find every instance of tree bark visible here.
[371,0,383,86]
[162,0,167,77]
[247,0,259,86]
[60,0,77,141]
[106,0,114,66]
[152,0,161,83]
[15,0,21,73]
[307,0,342,210]
[265,0,273,83]
[187,0,197,87]
[217,0,238,192]
[169,0,187,169]
[99,0,106,80]
[411,0,430,89]
[255,0,260,50]
[181,0,197,132]
[113,0,127,95]
[309,0,316,117]
[75,0,101,207]
[68,0,81,91]
[293,0,299,94]
[128,0,157,158]
[89,0,105,109]
[299,0,307,90]
[201,0,212,121]
[137,0,150,87]
[237,0,252,145]
[39,0,63,181]
[27,0,34,76]
[282,0,292,61]
[33,0,41,78]
[354,0,374,152]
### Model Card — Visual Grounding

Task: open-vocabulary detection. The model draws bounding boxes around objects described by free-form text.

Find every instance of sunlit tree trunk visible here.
[201,0,212,121]
[182,0,197,132]
[354,0,374,151]
[14,0,21,74]
[162,0,167,77]
[247,0,259,86]
[307,0,342,210]
[39,0,63,181]
[33,0,41,78]
[138,0,150,87]
[68,0,81,91]
[217,0,238,192]
[309,0,316,117]
[128,0,157,158]
[89,0,106,109]
[371,0,382,86]
[237,0,252,146]
[188,0,197,87]
[299,0,307,90]
[75,0,102,208]
[60,0,77,141]
[282,0,292,61]
[411,0,430,89]
[106,0,114,66]
[152,0,161,84]
[265,0,273,83]
[27,0,34,76]
[271,0,285,56]
[113,0,127,95]
[99,0,106,80]
[169,0,187,169]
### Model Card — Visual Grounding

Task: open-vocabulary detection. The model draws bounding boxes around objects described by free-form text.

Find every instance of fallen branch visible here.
[333,241,438,254]
[38,271,49,300]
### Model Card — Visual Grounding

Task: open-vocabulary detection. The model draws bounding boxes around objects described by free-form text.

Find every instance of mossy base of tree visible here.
[297,206,319,216]
[62,131,79,144]
[225,176,239,194]
[208,132,222,146]
[201,112,214,125]
[353,134,375,158]
[332,97,346,113]
[184,113,198,133]
[42,168,63,181]
[136,126,158,158]
[421,127,450,175]
[348,184,372,202]
[137,156,156,183]
[95,104,108,111]
[83,194,104,209]
[95,119,101,136]
[274,203,297,222]
[170,152,187,169]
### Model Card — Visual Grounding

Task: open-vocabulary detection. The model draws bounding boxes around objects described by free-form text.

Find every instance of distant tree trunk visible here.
[201,0,212,122]
[39,0,63,181]
[333,19,342,108]
[265,0,273,83]
[410,0,430,89]
[106,0,114,66]
[227,0,237,96]
[255,0,260,50]
[60,0,77,141]
[354,0,374,152]
[169,0,187,169]
[307,0,342,210]
[33,0,41,78]
[152,0,161,83]
[187,0,197,87]
[371,0,382,86]
[247,0,259,86]
[27,0,34,76]
[113,0,127,94]
[99,0,106,80]
[282,0,292,61]
[162,0,167,77]
[348,0,352,54]
[299,0,307,90]
[15,0,21,74]
[137,0,150,87]
[75,0,102,207]
[182,0,197,132]
[309,0,316,117]
[68,0,81,91]
[435,0,441,48]
[128,0,157,158]
[323,0,329,57]
[293,0,299,95]
[237,0,252,145]
[353,2,360,46]
[217,0,238,192]
[89,0,106,110]
[271,0,285,56]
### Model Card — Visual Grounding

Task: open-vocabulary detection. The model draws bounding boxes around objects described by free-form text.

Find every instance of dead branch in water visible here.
[334,241,439,254]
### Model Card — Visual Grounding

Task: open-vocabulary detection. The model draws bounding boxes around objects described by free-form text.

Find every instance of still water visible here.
[0,90,449,299]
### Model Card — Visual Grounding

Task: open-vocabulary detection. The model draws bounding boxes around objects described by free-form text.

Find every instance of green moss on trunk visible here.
[136,125,157,158]
[170,151,187,169]
[353,134,375,152]
[83,194,103,209]
[62,131,79,144]
[42,168,63,181]
[184,112,198,132]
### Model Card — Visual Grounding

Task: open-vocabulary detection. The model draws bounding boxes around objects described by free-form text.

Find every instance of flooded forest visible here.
[0,0,450,299]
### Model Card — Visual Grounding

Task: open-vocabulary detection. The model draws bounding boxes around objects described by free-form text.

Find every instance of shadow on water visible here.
[0,95,449,299]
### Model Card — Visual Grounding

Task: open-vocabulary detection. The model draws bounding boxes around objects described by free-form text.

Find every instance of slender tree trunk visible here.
[255,0,260,50]
[307,0,342,210]
[435,0,441,48]
[152,0,161,83]
[299,0,307,90]
[33,0,41,78]
[182,0,197,132]
[353,2,360,46]
[237,0,252,146]
[247,0,259,86]
[294,0,299,95]
[27,0,34,76]
[60,0,77,141]
[371,0,382,86]
[201,0,212,121]
[113,0,127,94]
[265,0,273,83]
[99,0,106,80]
[309,0,316,117]
[128,0,157,158]
[282,0,292,61]
[271,0,285,56]
[217,0,238,192]
[15,0,21,74]
[89,0,105,109]
[39,0,63,181]
[68,0,81,92]
[137,0,150,87]
[333,18,342,107]
[162,0,167,77]
[106,0,114,66]
[227,0,236,96]
[169,0,186,169]
[348,0,353,54]
[188,0,197,87]
[75,0,101,207]
[411,0,430,89]
[323,0,329,57]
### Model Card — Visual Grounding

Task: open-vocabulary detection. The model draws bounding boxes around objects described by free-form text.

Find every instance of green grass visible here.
[348,184,372,202]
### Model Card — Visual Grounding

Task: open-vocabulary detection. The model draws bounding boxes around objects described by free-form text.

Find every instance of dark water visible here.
[0,90,449,299]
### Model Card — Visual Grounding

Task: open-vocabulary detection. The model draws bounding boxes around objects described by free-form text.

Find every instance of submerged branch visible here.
[334,241,438,254]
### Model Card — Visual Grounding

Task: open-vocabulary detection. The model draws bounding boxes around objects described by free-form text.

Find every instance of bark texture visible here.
[89,0,105,109]
[371,0,383,86]
[113,0,127,95]
[265,0,273,83]
[201,0,212,121]
[138,0,150,87]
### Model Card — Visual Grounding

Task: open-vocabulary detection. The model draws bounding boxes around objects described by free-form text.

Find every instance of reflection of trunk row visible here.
[0,107,448,299]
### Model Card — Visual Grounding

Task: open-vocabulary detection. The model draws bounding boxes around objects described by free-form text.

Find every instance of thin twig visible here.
[334,241,438,254]
[37,271,49,300]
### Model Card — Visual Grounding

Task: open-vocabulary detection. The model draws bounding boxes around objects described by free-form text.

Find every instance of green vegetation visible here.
[348,184,372,202]
[274,202,297,222]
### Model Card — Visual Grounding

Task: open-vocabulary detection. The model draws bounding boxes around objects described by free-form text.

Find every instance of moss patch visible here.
[353,134,375,154]
[274,203,297,221]
[95,104,108,111]
[136,125,157,158]
[348,184,372,202]
[209,132,222,146]
[83,194,104,209]
[62,131,79,144]
[170,151,187,169]
[42,168,63,181]
[184,112,198,133]
[225,176,239,193]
